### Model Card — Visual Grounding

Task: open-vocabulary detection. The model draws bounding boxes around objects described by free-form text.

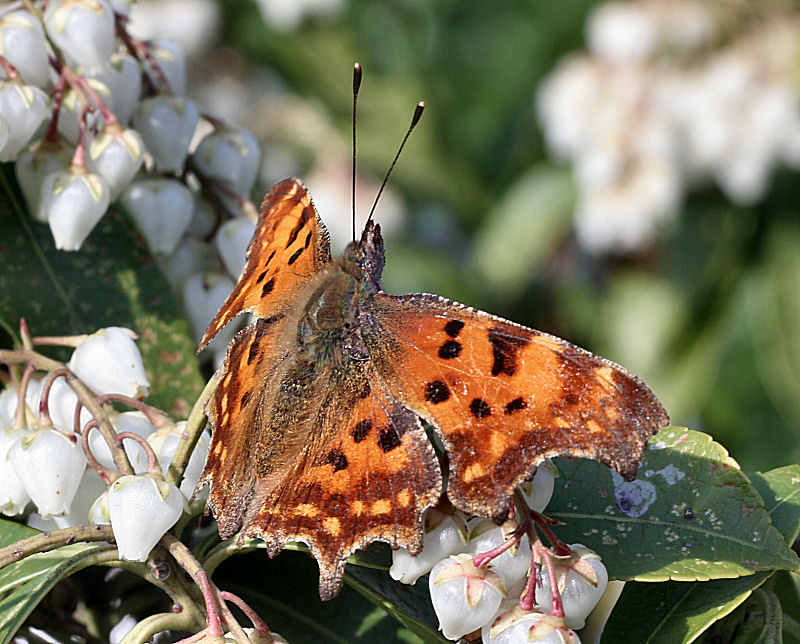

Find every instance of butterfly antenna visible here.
[352,62,362,242]
[364,101,425,229]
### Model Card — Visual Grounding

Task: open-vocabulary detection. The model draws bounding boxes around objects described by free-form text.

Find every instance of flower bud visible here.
[119,177,195,254]
[87,126,145,199]
[519,459,558,513]
[133,96,199,173]
[10,428,86,517]
[68,327,150,398]
[44,0,116,74]
[482,604,581,644]
[40,166,110,251]
[390,507,468,585]
[145,422,210,497]
[146,39,187,96]
[0,80,49,161]
[193,126,260,199]
[535,545,608,630]
[0,10,50,88]
[429,553,505,640]
[467,519,531,589]
[15,139,74,220]
[88,53,142,125]
[0,426,31,515]
[108,474,185,561]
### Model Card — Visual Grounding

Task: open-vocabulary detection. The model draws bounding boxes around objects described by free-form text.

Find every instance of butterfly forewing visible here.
[367,292,669,521]
[199,178,332,350]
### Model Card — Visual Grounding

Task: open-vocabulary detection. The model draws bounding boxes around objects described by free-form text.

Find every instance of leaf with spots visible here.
[199,177,668,601]
[547,428,800,583]
[598,463,800,644]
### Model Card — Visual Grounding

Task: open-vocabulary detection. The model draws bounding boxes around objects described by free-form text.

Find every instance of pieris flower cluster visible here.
[538,0,800,254]
[390,461,612,643]
[0,326,209,563]
[3,0,262,361]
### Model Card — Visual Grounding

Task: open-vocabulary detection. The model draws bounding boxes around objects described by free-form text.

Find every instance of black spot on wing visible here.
[504,397,526,414]
[425,380,450,404]
[438,340,462,360]
[256,269,267,284]
[288,247,303,265]
[377,426,401,453]
[352,420,372,443]
[488,328,529,377]
[240,390,252,408]
[261,277,275,297]
[470,398,492,418]
[445,320,464,338]
[326,449,348,472]
[285,207,311,248]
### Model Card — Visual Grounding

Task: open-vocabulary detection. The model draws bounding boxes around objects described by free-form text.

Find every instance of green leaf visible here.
[548,427,800,581]
[599,462,800,643]
[0,164,203,415]
[0,519,116,644]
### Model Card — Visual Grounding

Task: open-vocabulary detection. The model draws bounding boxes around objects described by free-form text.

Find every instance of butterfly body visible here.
[198,177,669,599]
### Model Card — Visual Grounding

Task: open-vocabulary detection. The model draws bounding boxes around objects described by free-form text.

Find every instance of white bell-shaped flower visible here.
[0,10,50,88]
[89,410,156,472]
[429,553,506,641]
[119,177,195,254]
[482,604,581,644]
[0,378,42,428]
[0,426,31,516]
[68,326,150,398]
[44,0,116,74]
[133,96,199,173]
[88,53,142,125]
[40,166,110,251]
[15,139,74,220]
[108,474,185,561]
[193,126,261,198]
[519,460,558,513]
[467,519,532,590]
[145,422,210,498]
[0,80,49,161]
[87,125,145,199]
[10,428,87,517]
[53,467,107,528]
[535,545,608,630]
[215,217,255,280]
[145,39,187,96]
[390,507,468,585]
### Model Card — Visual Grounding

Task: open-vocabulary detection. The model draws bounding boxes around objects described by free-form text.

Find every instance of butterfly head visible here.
[339,219,385,288]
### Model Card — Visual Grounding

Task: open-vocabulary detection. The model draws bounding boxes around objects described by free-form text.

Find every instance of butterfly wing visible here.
[199,178,332,350]
[365,292,669,521]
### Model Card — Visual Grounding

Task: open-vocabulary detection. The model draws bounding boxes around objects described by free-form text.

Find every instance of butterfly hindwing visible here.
[234,362,442,600]
[199,178,332,350]
[366,292,669,521]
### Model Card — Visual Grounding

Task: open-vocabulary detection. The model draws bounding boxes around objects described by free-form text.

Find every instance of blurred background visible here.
[126,0,800,473]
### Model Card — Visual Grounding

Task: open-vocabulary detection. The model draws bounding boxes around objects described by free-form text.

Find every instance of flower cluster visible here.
[2,0,262,361]
[538,0,800,254]
[390,461,613,643]
[0,326,203,557]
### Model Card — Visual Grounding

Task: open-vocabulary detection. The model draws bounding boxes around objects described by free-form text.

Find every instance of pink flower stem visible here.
[38,367,71,428]
[115,431,160,474]
[539,545,565,619]
[472,520,528,568]
[70,104,90,168]
[19,317,33,351]
[96,393,171,428]
[80,418,117,483]
[114,13,171,93]
[44,66,67,143]
[530,510,571,556]
[220,591,271,637]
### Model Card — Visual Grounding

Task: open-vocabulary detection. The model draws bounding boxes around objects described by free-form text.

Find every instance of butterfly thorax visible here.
[297,238,382,365]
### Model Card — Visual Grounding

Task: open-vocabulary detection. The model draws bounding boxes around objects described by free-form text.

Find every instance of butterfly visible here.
[197,177,669,600]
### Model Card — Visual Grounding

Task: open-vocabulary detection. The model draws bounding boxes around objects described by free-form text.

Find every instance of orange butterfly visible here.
[196,176,669,600]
